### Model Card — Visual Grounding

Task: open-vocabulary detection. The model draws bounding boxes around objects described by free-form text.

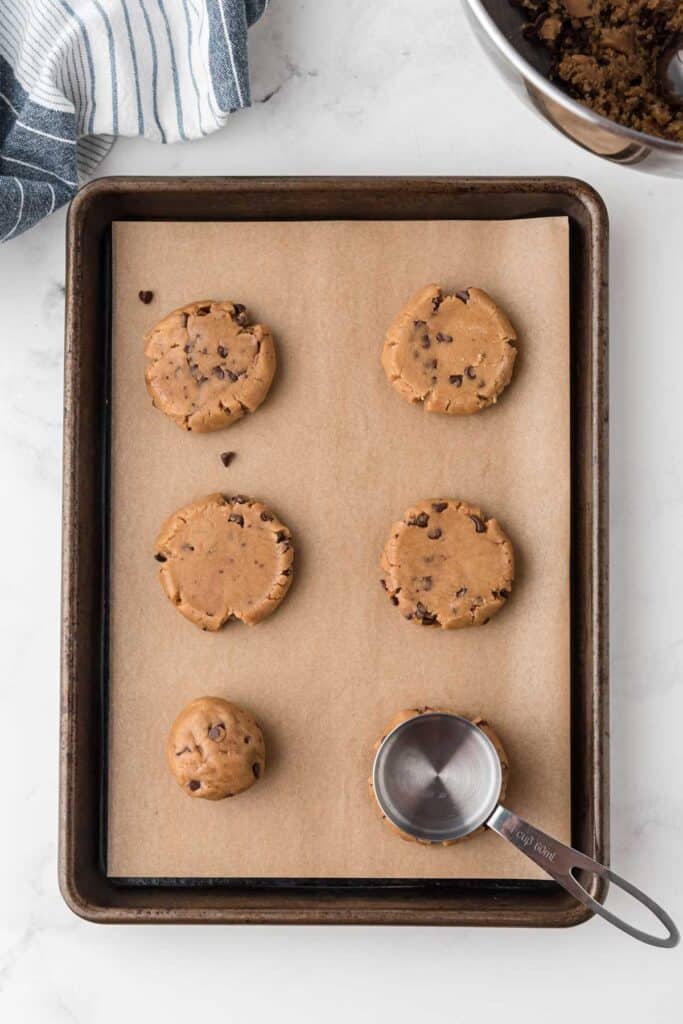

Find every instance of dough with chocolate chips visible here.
[370,707,509,845]
[168,697,265,800]
[144,299,276,432]
[380,499,514,629]
[381,285,517,415]
[154,493,294,630]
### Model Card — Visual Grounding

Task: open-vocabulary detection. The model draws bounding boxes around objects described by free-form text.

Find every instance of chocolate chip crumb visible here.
[138,290,154,304]
[154,552,167,562]
[220,451,235,467]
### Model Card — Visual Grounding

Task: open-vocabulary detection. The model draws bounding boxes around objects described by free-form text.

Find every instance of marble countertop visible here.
[1,2,681,1020]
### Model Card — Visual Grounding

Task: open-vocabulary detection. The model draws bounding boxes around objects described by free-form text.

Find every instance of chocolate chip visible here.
[432,501,448,513]
[232,494,248,504]
[244,735,251,744]
[415,603,438,626]
[456,289,470,303]
[217,345,228,358]
[208,724,225,741]
[188,780,201,791]
[427,528,442,540]
[212,365,225,379]
[409,512,429,528]
[183,344,191,353]
[379,578,388,590]
[390,595,399,605]
[413,319,426,328]
[436,332,452,343]
[196,305,211,317]
[420,334,431,349]
[432,293,443,312]
[449,374,463,387]
[252,762,261,779]
[497,588,510,600]
[154,552,167,562]
[229,513,244,526]
[138,290,154,304]
[468,514,486,533]
[465,365,477,380]
[220,451,235,467]
[422,576,433,591]
[175,746,191,756]
[275,530,288,543]
[456,586,468,598]
[260,511,274,522]
[226,369,239,382]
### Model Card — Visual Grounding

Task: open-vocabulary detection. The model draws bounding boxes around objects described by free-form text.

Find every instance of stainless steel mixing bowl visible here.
[465,1,683,177]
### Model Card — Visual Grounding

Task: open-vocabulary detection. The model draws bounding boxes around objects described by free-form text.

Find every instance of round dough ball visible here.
[154,493,294,631]
[369,707,509,845]
[167,697,266,800]
[380,498,514,629]
[144,299,276,432]
[382,285,517,415]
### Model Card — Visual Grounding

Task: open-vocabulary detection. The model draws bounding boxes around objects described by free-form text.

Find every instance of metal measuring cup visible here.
[372,712,678,948]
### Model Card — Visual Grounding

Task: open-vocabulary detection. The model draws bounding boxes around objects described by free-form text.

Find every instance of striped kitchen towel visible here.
[0,0,269,242]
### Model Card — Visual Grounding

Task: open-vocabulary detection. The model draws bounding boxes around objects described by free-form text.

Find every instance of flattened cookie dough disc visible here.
[168,697,265,800]
[144,299,276,432]
[382,285,517,415]
[380,499,514,629]
[155,493,294,630]
[369,707,509,845]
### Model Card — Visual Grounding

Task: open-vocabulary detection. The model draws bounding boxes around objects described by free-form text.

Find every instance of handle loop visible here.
[487,806,679,948]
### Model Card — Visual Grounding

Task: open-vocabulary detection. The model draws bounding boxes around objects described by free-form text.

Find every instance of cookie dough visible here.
[167,697,265,800]
[381,285,517,415]
[380,499,514,629]
[144,299,276,432]
[370,707,509,845]
[516,0,683,143]
[154,493,294,630]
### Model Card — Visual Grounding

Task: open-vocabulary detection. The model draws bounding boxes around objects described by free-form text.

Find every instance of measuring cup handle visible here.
[487,806,679,948]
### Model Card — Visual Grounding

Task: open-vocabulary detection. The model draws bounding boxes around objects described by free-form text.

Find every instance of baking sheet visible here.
[108,217,570,880]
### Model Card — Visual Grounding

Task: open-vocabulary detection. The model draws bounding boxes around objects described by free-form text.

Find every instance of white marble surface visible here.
[1,1,682,1019]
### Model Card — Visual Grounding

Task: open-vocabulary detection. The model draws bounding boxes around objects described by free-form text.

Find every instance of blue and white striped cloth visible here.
[0,0,268,241]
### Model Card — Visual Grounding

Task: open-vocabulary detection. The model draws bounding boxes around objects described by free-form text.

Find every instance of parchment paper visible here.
[108,217,570,880]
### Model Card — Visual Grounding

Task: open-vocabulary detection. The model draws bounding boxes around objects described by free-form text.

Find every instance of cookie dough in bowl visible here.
[369,707,509,845]
[381,285,517,415]
[380,498,514,628]
[154,493,294,630]
[168,697,265,800]
[144,299,276,431]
